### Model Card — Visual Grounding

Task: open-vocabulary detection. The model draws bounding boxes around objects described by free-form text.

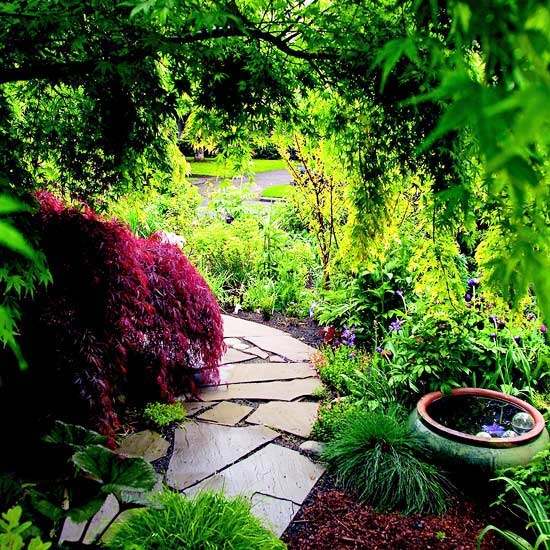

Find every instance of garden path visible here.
[61,315,325,544]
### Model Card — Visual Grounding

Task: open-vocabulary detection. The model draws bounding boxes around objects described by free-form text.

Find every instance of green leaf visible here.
[0,220,35,260]
[43,421,108,450]
[0,195,29,215]
[72,445,156,497]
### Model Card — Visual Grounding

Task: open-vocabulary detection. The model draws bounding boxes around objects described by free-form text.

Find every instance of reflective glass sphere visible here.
[511,412,535,434]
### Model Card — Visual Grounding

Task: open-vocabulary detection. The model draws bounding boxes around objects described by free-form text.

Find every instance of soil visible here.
[282,475,506,550]
[227,310,324,348]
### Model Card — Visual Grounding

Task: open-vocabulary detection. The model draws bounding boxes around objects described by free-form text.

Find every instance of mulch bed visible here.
[228,310,323,348]
[283,488,505,550]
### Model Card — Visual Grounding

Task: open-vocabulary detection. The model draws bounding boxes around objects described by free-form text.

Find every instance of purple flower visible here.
[341,328,356,346]
[541,324,548,334]
[482,422,505,437]
[464,293,472,302]
[467,278,479,288]
[389,319,404,332]
[395,289,404,298]
[376,346,383,353]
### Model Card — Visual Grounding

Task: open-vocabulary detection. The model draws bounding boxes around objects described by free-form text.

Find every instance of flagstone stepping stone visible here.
[299,440,326,458]
[60,494,119,545]
[186,443,325,504]
[197,401,253,425]
[211,362,316,386]
[222,314,282,338]
[245,345,270,359]
[181,401,211,416]
[246,401,320,437]
[251,493,300,537]
[245,334,315,362]
[117,430,170,462]
[199,378,322,402]
[166,422,278,490]
[224,337,250,350]
[269,354,286,362]
[221,347,256,365]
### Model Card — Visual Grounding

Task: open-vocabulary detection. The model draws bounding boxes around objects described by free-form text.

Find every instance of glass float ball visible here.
[475,431,492,439]
[502,430,517,438]
[511,412,535,434]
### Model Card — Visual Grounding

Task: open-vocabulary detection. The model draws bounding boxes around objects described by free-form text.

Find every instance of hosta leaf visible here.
[43,421,107,450]
[0,195,29,215]
[72,445,156,497]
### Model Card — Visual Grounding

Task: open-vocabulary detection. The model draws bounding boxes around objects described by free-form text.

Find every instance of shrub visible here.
[143,402,186,427]
[9,192,224,439]
[322,410,450,515]
[311,399,364,442]
[104,490,286,550]
[314,346,364,394]
[0,506,51,550]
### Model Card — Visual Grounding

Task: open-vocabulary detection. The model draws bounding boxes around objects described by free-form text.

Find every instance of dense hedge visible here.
[15,192,224,438]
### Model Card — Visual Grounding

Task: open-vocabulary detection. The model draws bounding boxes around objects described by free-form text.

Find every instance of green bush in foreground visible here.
[104,490,286,550]
[323,411,450,515]
[143,402,186,428]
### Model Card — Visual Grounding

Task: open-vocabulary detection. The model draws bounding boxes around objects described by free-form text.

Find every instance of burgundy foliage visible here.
[18,191,224,438]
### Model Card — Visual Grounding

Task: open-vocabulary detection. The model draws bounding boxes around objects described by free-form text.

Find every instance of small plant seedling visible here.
[143,402,186,428]
[435,531,446,541]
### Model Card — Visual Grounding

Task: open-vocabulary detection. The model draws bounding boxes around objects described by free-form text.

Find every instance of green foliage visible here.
[478,477,550,550]
[188,157,286,178]
[261,184,292,199]
[312,399,364,442]
[0,506,51,550]
[315,346,364,394]
[104,490,287,550]
[497,447,550,516]
[143,401,186,428]
[323,410,450,515]
[43,420,107,449]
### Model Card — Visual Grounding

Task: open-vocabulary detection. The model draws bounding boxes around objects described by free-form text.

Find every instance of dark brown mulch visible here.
[228,310,323,348]
[283,489,505,550]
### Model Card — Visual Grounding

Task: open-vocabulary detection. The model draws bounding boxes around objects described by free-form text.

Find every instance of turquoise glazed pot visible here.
[409,388,549,473]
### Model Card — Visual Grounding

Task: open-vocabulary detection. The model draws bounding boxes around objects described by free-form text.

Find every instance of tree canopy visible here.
[0,0,549,317]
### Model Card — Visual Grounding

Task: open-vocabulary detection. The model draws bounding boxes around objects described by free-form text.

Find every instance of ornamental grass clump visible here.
[104,490,286,550]
[7,192,224,440]
[323,410,450,515]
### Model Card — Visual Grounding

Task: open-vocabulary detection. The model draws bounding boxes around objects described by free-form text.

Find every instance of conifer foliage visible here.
[19,192,224,437]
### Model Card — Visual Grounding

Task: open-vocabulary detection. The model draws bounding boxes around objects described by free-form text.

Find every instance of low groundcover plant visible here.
[104,490,286,550]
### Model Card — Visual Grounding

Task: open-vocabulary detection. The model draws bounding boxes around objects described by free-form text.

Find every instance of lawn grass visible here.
[187,157,286,178]
[261,184,293,199]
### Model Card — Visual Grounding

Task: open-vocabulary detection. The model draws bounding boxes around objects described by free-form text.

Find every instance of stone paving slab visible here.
[220,348,256,365]
[117,430,170,462]
[224,337,250,350]
[245,334,315,362]
[197,401,253,425]
[251,493,300,537]
[199,378,322,402]
[166,422,278,490]
[222,315,290,338]
[246,401,320,437]
[211,362,316,386]
[60,494,119,545]
[185,443,325,504]
[181,401,211,416]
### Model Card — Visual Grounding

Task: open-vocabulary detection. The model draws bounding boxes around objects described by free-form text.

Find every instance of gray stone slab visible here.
[251,493,300,537]
[224,337,250,350]
[166,422,278,490]
[117,430,169,462]
[246,346,270,359]
[181,401,211,416]
[221,347,256,365]
[199,378,322,402]
[269,354,287,362]
[211,362,316,386]
[60,494,119,545]
[197,401,253,425]
[223,315,285,338]
[246,401,320,437]
[246,335,316,362]
[186,443,324,504]
[299,440,326,459]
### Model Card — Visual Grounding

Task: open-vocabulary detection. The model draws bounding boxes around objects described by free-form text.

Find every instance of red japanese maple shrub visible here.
[18,191,224,438]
